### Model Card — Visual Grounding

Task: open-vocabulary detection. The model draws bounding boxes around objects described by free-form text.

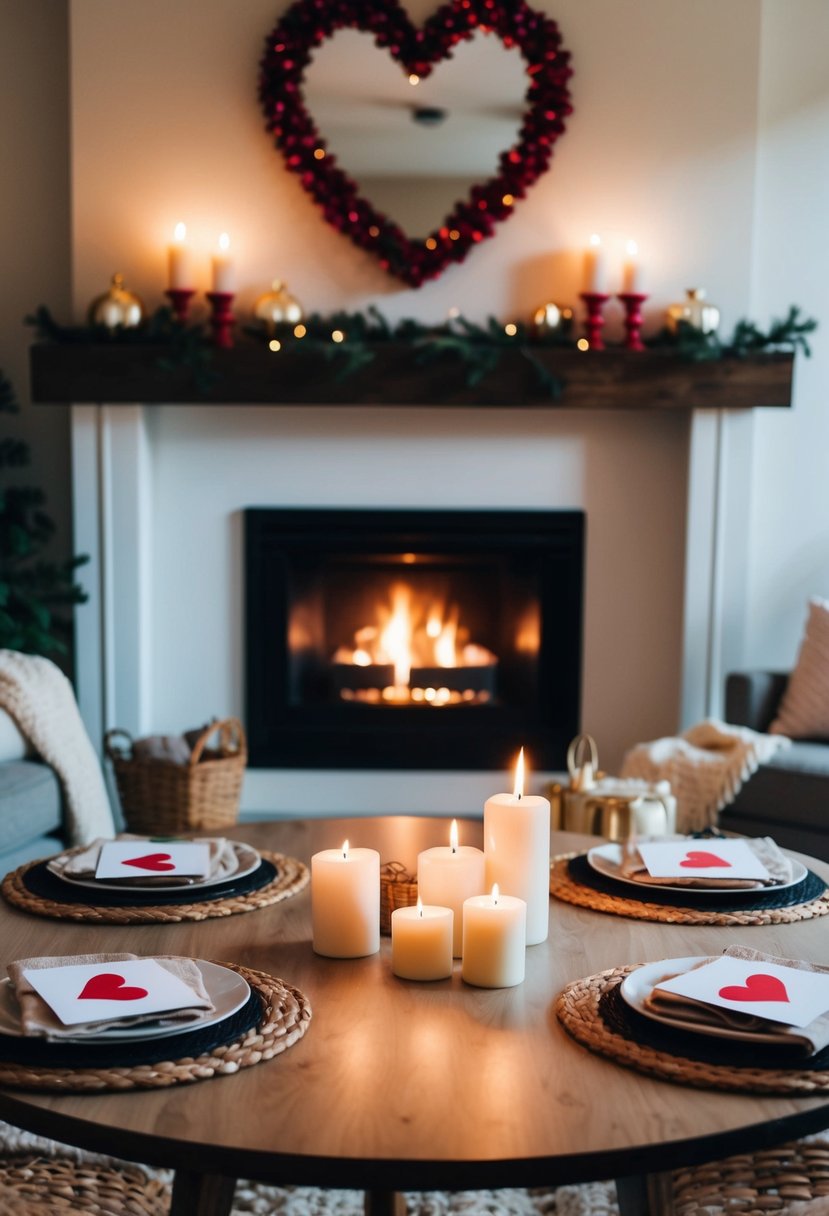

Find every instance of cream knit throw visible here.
[620,718,790,833]
[0,650,114,845]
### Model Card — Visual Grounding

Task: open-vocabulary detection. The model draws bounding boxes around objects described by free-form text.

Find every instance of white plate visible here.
[620,956,793,1045]
[55,841,261,894]
[587,842,807,897]
[0,960,251,1043]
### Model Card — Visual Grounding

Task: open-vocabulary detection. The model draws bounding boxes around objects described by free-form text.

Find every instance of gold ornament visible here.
[532,301,573,338]
[88,273,145,329]
[254,279,304,329]
[666,288,720,335]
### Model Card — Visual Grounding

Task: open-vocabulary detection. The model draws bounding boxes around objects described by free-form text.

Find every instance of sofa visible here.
[719,670,829,862]
[0,709,64,873]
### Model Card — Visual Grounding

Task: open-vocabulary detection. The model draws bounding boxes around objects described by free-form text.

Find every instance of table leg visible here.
[364,1190,407,1216]
[615,1171,675,1216]
[170,1169,237,1216]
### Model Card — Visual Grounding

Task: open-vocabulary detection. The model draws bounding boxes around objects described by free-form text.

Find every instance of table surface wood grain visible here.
[1,818,828,1192]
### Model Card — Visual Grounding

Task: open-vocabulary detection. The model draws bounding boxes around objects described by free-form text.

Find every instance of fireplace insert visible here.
[245,508,583,770]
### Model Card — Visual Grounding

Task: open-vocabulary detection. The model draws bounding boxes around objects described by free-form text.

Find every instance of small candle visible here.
[211,232,234,293]
[462,884,527,988]
[583,233,607,294]
[167,222,193,290]
[417,819,486,957]
[391,898,453,981]
[484,748,551,945]
[621,239,643,294]
[311,839,380,958]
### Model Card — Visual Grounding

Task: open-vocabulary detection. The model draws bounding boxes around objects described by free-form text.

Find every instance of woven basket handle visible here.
[104,728,134,762]
[189,717,246,766]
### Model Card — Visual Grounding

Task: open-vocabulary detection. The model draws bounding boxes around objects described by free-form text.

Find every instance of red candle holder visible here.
[165,288,195,324]
[205,291,235,349]
[618,292,649,352]
[579,292,610,350]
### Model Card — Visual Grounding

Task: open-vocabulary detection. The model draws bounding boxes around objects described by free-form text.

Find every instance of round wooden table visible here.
[1,818,828,1216]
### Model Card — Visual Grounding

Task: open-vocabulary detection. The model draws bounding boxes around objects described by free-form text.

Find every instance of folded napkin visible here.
[7,953,214,1040]
[47,834,240,886]
[619,836,793,889]
[645,946,829,1055]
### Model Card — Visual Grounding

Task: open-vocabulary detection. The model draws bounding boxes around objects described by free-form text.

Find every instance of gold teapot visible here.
[551,734,675,841]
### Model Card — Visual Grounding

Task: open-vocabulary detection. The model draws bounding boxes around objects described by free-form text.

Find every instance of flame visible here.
[450,818,458,852]
[513,747,525,799]
[491,883,500,905]
[379,583,413,688]
[218,232,230,252]
[173,221,186,242]
[342,839,349,860]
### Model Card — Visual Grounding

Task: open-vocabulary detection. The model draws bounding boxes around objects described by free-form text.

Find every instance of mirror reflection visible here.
[304,29,528,239]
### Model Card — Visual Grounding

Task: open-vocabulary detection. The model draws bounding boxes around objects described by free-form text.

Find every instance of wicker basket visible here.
[104,718,247,834]
[380,861,419,935]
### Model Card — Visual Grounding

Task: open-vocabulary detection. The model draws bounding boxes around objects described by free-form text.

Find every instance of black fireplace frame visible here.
[244,508,584,771]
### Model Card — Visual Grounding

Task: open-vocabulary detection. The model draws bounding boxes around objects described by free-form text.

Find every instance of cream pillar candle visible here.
[484,748,551,945]
[621,239,644,293]
[167,222,193,289]
[391,898,453,981]
[417,819,485,957]
[311,840,380,958]
[461,885,526,988]
[583,233,607,293]
[211,232,234,293]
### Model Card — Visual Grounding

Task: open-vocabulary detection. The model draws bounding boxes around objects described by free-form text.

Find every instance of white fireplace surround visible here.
[71,400,753,820]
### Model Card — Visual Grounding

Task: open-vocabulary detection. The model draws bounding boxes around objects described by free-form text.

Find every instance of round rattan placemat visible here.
[550,854,829,926]
[556,964,829,1095]
[0,963,311,1092]
[2,851,308,924]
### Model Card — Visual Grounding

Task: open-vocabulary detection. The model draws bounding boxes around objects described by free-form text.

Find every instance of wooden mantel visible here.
[30,341,794,409]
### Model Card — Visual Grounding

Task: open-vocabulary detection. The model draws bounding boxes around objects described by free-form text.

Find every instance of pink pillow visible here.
[770,597,829,738]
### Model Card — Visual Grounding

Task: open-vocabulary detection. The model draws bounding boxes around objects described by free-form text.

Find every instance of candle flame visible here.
[342,839,349,860]
[513,746,525,800]
[450,818,458,853]
[218,231,230,252]
[417,896,423,917]
[174,221,186,242]
[589,233,601,248]
[626,238,638,256]
[491,883,500,905]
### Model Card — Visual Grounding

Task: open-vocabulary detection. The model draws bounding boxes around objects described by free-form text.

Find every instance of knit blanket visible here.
[0,650,114,845]
[620,718,790,833]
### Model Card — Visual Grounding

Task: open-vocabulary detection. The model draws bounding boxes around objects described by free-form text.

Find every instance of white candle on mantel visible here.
[484,748,550,945]
[621,239,644,294]
[583,233,607,294]
[391,897,453,981]
[211,232,235,293]
[417,819,485,957]
[167,222,193,290]
[462,884,526,988]
[311,839,380,958]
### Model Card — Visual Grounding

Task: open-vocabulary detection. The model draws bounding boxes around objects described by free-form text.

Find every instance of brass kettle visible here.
[554,734,674,841]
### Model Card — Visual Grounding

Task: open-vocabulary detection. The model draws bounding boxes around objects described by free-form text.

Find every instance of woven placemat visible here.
[0,1155,170,1215]
[0,962,311,1092]
[2,851,308,924]
[550,853,829,926]
[556,964,829,1095]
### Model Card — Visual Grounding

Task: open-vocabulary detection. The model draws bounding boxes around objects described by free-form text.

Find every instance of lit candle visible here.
[211,232,234,293]
[391,897,453,981]
[484,748,551,945]
[311,839,380,958]
[583,233,607,294]
[461,884,527,988]
[417,819,486,957]
[167,222,193,290]
[621,239,643,294]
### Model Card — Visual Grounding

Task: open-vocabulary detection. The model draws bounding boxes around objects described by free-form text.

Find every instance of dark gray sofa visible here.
[720,670,829,862]
[0,760,64,873]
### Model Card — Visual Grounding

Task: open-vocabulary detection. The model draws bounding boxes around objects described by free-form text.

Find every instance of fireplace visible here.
[244,508,584,770]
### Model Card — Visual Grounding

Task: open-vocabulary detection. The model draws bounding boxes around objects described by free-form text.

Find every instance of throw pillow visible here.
[770,597,829,738]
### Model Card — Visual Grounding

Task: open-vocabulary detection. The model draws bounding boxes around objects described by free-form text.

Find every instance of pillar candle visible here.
[417,819,486,957]
[484,748,550,945]
[211,232,234,293]
[461,885,526,988]
[167,222,193,289]
[583,233,607,294]
[391,899,453,981]
[621,239,644,294]
[311,840,380,958]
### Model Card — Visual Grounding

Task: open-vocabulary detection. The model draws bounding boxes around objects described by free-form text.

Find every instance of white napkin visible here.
[619,836,793,889]
[47,834,240,886]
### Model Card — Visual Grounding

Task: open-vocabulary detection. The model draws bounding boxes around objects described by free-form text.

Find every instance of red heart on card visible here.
[679,850,731,869]
[121,853,175,872]
[78,973,149,1002]
[718,973,790,1004]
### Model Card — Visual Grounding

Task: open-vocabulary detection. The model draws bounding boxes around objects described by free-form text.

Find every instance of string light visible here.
[294,323,306,338]
[504,322,518,336]
[577,338,589,352]
[269,339,282,352]
[331,329,345,343]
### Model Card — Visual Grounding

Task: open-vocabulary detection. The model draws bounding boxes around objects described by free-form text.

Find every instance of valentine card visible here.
[95,841,211,880]
[655,956,829,1028]
[23,959,210,1027]
[637,838,771,881]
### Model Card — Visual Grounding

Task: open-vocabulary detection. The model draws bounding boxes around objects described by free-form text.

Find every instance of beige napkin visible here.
[619,835,793,889]
[47,834,240,886]
[7,953,214,1040]
[644,946,829,1055]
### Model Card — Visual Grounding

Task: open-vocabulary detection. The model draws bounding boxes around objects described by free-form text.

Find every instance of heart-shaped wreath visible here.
[259,0,573,287]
